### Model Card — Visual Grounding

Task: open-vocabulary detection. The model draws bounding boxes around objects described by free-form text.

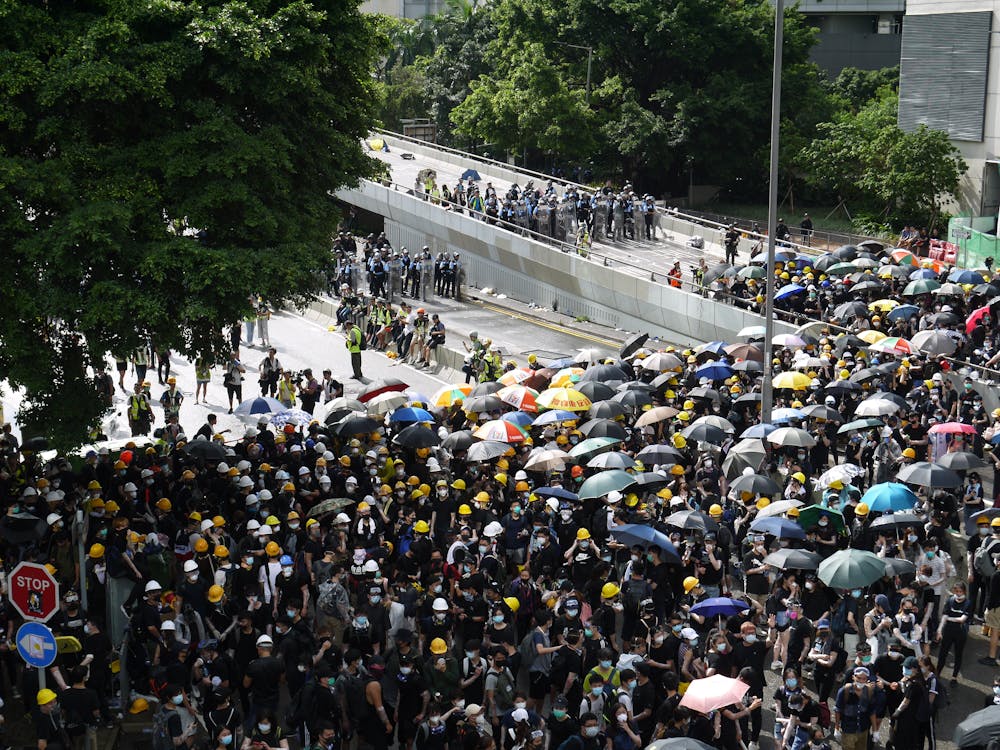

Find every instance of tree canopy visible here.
[0,0,383,447]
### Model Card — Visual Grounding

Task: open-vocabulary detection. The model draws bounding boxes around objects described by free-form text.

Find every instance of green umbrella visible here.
[826,262,857,275]
[902,279,941,296]
[578,469,635,500]
[737,266,765,280]
[795,504,845,533]
[568,435,623,460]
[836,418,884,435]
[817,549,886,589]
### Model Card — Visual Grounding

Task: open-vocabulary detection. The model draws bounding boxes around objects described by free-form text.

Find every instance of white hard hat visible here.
[140,468,154,478]
[238,476,254,488]
[237,459,252,471]
[200,519,214,533]
[246,519,261,531]
[335,512,351,523]
[298,466,310,476]
[145,580,163,593]
[546,498,560,513]
[257,524,272,536]
[123,482,137,493]
[217,462,230,474]
[183,560,199,573]
[256,634,273,647]
[318,475,332,485]
[161,620,176,631]
[606,490,622,504]
[362,560,380,574]
[514,471,528,482]
[46,513,62,526]
[432,597,449,611]
[258,489,273,501]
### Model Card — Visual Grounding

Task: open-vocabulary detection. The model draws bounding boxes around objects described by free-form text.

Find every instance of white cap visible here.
[123,482,137,493]
[290,444,302,453]
[238,476,254,488]
[247,519,261,531]
[245,427,259,439]
[183,560,199,573]
[256,634,273,647]
[427,458,441,472]
[546,498,560,513]
[21,486,37,497]
[335,512,351,523]
[200,519,214,533]
[46,513,62,526]
[366,450,378,460]
[511,709,529,723]
[145,580,162,593]
[680,627,698,641]
[217,462,230,474]
[432,597,449,611]
[161,620,176,631]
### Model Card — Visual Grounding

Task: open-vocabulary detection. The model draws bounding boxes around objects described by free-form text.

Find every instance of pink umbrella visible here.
[929,422,976,435]
[967,305,991,334]
[679,674,749,713]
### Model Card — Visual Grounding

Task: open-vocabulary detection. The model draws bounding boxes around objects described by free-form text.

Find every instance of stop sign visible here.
[9,561,60,622]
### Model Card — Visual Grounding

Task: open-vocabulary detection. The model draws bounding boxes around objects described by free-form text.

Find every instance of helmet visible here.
[265,541,281,557]
[87,480,101,490]
[451,479,466,490]
[601,582,621,599]
[756,497,770,510]
[214,545,229,559]
[503,596,520,613]
[708,504,723,518]
[576,528,591,540]
[515,481,530,492]
[194,539,209,553]
[475,491,490,503]
[991,517,1000,528]
[357,502,371,512]
[256,634,274,648]
[458,504,472,516]
[37,689,58,706]
[213,515,226,527]
[279,554,294,566]
[683,576,700,593]
[156,498,171,511]
[432,597,449,611]
[182,560,199,574]
[363,560,380,574]
[430,638,448,655]
[902,448,916,459]
[144,580,162,593]
[855,503,870,516]
[207,585,224,603]
[129,698,150,714]
[414,520,430,534]
[334,512,351,524]
[88,543,105,559]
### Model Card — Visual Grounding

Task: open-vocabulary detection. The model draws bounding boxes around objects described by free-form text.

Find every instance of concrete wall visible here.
[337,180,796,345]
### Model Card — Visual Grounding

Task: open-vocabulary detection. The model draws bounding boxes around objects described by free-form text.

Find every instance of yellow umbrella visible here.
[771,371,812,390]
[536,387,592,412]
[431,383,473,407]
[868,299,899,312]
[858,329,887,344]
[550,367,585,388]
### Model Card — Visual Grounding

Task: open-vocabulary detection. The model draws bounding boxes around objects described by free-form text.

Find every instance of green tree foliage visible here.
[0,0,383,447]
[830,65,899,112]
[799,95,967,230]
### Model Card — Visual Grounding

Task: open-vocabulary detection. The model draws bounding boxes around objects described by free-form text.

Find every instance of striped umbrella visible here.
[497,385,539,413]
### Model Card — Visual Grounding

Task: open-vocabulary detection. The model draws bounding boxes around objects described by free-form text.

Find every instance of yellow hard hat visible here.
[358,501,371,511]
[90,498,105,509]
[475,491,490,503]
[37,689,58,706]
[497,458,509,470]
[430,637,448,655]
[672,434,687,449]
[855,503,870,516]
[670,464,685,476]
[556,434,569,445]
[601,582,621,599]
[87,480,102,490]
[625,492,639,508]
[756,497,771,510]
[451,479,466,490]
[657,488,673,500]
[214,545,229,559]
[213,515,226,527]
[991,517,1000,528]
[44,563,57,575]
[677,411,690,422]
[788,507,800,518]
[503,596,521,613]
[902,447,916,459]
[829,479,844,490]
[683,400,695,411]
[791,472,806,484]
[416,447,430,459]
[494,473,508,486]
[576,528,591,540]
[89,543,105,559]
[458,504,472,516]
[515,481,530,492]
[265,541,281,557]
[708,504,723,517]
[683,576,700,593]
[104,500,119,514]
[265,515,280,526]
[129,697,150,714]
[414,520,430,533]
[407,475,421,486]
[194,539,209,553]
[207,585,224,603]
[189,511,202,522]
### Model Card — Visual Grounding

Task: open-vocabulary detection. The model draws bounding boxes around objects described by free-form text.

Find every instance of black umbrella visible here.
[649,373,678,390]
[936,451,988,471]
[763,548,821,571]
[665,510,719,532]
[702,262,735,286]
[870,513,922,532]
[924,312,960,327]
[587,401,629,420]
[835,301,869,319]
[620,332,649,359]
[825,380,862,395]
[884,558,916,577]
[578,418,629,440]
[864,391,907,409]
[637,444,686,465]
[833,335,867,354]
[849,367,883,384]
[576,381,616,401]
[680,423,725,445]
[735,392,763,403]
[440,430,475,452]
[334,414,381,436]
[324,407,357,425]
[469,381,503,396]
[579,364,630,383]
[800,404,843,423]
[732,360,763,373]
[617,381,654,392]
[463,395,503,413]
[833,244,859,261]
[183,439,227,461]
[393,424,441,448]
[897,461,961,488]
[730,473,781,497]
[688,386,721,402]
[851,279,884,294]
[627,471,672,492]
[0,513,48,544]
[812,254,837,272]
[613,390,653,410]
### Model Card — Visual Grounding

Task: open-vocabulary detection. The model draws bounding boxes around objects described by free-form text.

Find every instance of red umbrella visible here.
[929,422,976,435]
[966,305,991,334]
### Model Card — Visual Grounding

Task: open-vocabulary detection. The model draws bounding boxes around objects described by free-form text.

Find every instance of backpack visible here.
[317,581,340,617]
[601,687,629,726]
[151,708,174,750]
[975,538,1000,578]
[623,580,652,614]
[518,631,538,670]
[830,599,848,637]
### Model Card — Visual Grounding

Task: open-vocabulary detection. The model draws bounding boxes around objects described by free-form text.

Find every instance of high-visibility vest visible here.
[347,326,363,354]
[129,394,148,420]
[278,379,296,404]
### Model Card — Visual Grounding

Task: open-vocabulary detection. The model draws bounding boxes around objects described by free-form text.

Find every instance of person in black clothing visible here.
[547,695,579,750]
[242,634,284,728]
[59,667,100,747]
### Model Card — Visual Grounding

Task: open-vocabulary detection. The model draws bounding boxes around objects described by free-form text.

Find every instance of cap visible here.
[465,704,483,718]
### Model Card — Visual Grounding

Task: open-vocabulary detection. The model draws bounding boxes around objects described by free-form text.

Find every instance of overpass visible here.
[335,132,800,343]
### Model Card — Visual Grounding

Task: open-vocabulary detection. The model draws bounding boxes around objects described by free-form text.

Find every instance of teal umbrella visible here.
[568,435,623,460]
[817,549,886,589]
[796,504,845,533]
[902,279,941,296]
[578,470,635,500]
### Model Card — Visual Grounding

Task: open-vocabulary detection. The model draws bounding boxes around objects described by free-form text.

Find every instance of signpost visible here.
[9,561,60,689]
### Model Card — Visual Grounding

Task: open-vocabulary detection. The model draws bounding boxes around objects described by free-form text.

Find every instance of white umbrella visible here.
[642,352,683,372]
[316,396,364,422]
[738,325,766,339]
[635,406,679,427]
[772,333,806,348]
[577,347,607,365]
[366,391,408,416]
[524,449,568,472]
[816,464,863,489]
[692,415,736,434]
[854,399,900,417]
[755,498,804,519]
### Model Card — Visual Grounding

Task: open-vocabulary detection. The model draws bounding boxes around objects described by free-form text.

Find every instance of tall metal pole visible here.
[585,48,592,104]
[760,0,784,425]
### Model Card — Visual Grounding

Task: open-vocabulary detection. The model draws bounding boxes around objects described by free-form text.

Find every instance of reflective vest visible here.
[347,325,363,354]
[129,394,149,420]
[278,379,296,404]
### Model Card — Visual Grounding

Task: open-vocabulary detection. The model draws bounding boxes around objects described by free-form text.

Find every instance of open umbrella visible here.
[887,304,920,321]
[551,367,586,388]
[695,361,733,381]
[817,549,886,589]
[502,411,533,428]
[681,423,725,445]
[771,371,812,390]
[870,512,923,533]
[665,510,719,532]
[183,439,228,461]
[796,504,845,532]
[305,497,356,517]
[466,440,512,462]
[431,383,473,407]
[755,498,805,519]
[626,471,672,493]
[569,436,623,460]
[441,430,474,452]
[613,390,653,411]
[741,423,777,439]
[771,407,805,424]
[767,427,816,448]
[393,424,441,448]
[690,597,751,619]
[334,413,381,436]
[388,406,434,424]
[463,395,504,413]
[730,474,781,497]
[854,399,900,417]
[234,396,285,416]
[642,352,684,372]
[679,675,749,714]
[860,482,919,512]
[358,377,408,403]
[620,332,649,359]
[764,548,821,571]
[586,399,629,419]
[936,451,988,471]
[588,451,638,470]
[637,444,686,465]
[578,418,629,441]
[738,324,766,338]
[271,408,313,428]
[532,409,578,426]
[692,415,736,433]
[523,449,568,472]
[722,452,763,480]
[366,391,409,415]
[609,524,680,559]
[903,279,940,296]
[646,738,716,750]
[929,421,977,435]
[635,406,679,427]
[953,704,1000,747]
[837,418,884,435]
[537,388,592,412]
[579,363,630,382]
[474,420,527,443]
[884,558,917,577]
[910,329,958,356]
[576,381,616,402]
[534,486,579,502]
[749,516,806,539]
[897,461,961,488]
[800,404,843,423]
[496,385,539,413]
[460,168,481,181]
[578,470,635,500]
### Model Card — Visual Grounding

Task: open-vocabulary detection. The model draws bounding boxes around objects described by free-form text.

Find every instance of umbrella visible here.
[692,415,735,433]
[722,451,763,479]
[868,298,899,312]
[532,410,578,426]
[665,510,719,532]
[936,451,988,471]
[909,267,938,280]
[687,386,720,401]
[910,330,957,356]
[587,401,629,420]
[826,262,857,275]
[771,407,805,424]
[320,396,365,423]
[646,739,716,750]
[334,412,381,436]
[884,558,917,577]
[690,597,751,618]
[695,362,733,381]
[887,304,920,321]
[358,377,408,403]
[868,336,913,355]
[679,675,749,714]
[551,367,586,388]
[731,474,781,497]
[441,430,475,452]
[764,548,821,570]
[755,498,805,519]
[576,381,617,402]
[837,418,884,435]
[588,451,638,470]
[835,301,869,319]
[902,279,940,296]
[271,408,313,428]
[619,332,649,359]
[578,470,635,500]
[725,343,763,362]
[949,269,984,284]
[738,324,767,338]
[767,427,816,448]
[466,440,512,462]
[524,449,568,472]
[953,703,1000,747]
[308,497,357,517]
[613,390,653,411]
[800,404,842,423]
[772,334,806,348]
[636,444,686,465]
[854,399,900,417]
[741,423,777,438]
[858,330,887,345]
[579,363,630,382]
[569,436,623,460]
[928,421,977,435]
[796,504,845,532]
[392,424,441,448]
[537,388,591,412]
[967,304,992,333]
[182,440,228,461]
[469,381,504,397]
[703,262,735,286]
[860,482,919,512]
[460,168,481,181]
[775,283,805,300]
[501,411,534,427]
[933,282,967,297]
[388,406,434,424]
[534,486,579,502]
[609,524,680,559]
[365,391,408,415]
[817,549,887,589]
[431,383,473,407]
[473,420,527,443]
[870,512,923,533]
[499,368,533,387]
[496,385,539,413]
[897,461,961,488]
[234,396,285,416]
[417,168,437,182]
[463,395,504,413]
[635,406,679,427]
[626,471,672,492]
[749,516,806,539]
[680,423,725,445]
[772,371,811,390]
[578,418,629,440]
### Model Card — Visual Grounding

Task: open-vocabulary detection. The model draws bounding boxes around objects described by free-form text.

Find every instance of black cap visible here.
[903,656,919,669]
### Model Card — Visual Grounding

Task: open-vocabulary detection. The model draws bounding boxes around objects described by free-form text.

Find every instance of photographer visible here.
[298,370,320,415]
[258,349,282,398]
[224,353,246,414]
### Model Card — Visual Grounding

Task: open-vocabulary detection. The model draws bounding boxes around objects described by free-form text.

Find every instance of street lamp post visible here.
[761,0,785,425]
[553,42,593,104]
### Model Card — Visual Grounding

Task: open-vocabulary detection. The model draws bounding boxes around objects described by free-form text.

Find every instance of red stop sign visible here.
[9,561,60,622]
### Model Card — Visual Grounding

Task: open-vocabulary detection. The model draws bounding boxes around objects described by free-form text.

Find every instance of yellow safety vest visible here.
[347,326,363,354]
[278,379,296,404]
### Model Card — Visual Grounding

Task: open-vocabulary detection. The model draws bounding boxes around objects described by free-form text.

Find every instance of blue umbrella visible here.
[909,268,938,280]
[749,516,807,539]
[234,396,285,416]
[771,407,805,424]
[886,304,920,322]
[690,597,751,619]
[948,269,983,284]
[773,252,797,264]
[741,423,777,438]
[547,357,580,369]
[775,284,805,300]
[532,410,578,426]
[697,341,728,356]
[460,168,481,181]
[389,406,434,423]
[695,362,733,381]
[608,524,680,561]
[502,411,534,427]
[860,482,919,512]
[534,486,579,502]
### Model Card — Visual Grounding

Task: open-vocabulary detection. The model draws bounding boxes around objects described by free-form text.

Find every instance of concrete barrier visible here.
[337,180,795,345]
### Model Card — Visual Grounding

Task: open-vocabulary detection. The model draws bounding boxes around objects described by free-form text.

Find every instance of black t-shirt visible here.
[60,687,100,733]
[35,708,68,748]
[743,552,770,595]
[246,656,284,702]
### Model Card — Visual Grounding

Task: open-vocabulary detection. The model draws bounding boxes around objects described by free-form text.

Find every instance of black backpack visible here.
[623,579,652,614]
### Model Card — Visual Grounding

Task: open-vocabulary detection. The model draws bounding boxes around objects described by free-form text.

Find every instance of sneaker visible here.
[979,656,998,667]
[950,678,958,687]
[771,660,783,670]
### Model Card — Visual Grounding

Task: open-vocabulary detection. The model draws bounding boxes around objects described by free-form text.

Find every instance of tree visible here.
[0,0,383,447]
[799,95,967,230]
[830,65,899,112]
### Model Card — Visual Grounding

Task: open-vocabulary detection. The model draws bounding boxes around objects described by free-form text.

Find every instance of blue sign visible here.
[16,622,57,668]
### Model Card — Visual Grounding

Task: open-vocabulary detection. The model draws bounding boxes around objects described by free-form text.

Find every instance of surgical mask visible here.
[511,507,521,516]
[616,714,628,724]
[981,527,990,536]
[591,686,604,696]
[282,566,293,577]
[994,686,1000,697]
[926,551,935,559]
[400,667,412,675]
[566,608,579,618]
[600,659,612,668]
[851,589,862,599]
[289,522,300,530]
[584,727,599,738]
[579,540,590,549]
[818,520,828,527]
[429,716,441,725]
[466,651,477,661]
[221,735,233,746]
[493,615,504,624]
[479,546,489,555]
[286,609,297,618]
[584,628,593,638]
[514,701,527,710]
[258,723,271,733]
[172,695,184,705]
[785,678,798,690]
[370,595,381,604]
[716,642,728,653]
[553,709,567,719]
[907,534,918,543]
[744,633,756,644]
[902,667,913,677]
[672,624,683,634]
[955,594,966,602]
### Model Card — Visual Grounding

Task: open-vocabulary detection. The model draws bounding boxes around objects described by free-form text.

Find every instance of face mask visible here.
[744,633,756,644]
[298,665,308,673]
[245,557,254,566]
[851,589,862,599]
[955,594,966,602]
[514,701,527,710]
[785,678,798,690]
[221,736,233,746]
[566,609,579,618]
[400,667,412,675]
[493,615,504,624]
[907,534,918,543]
[511,507,521,516]
[258,724,271,733]
[584,628,593,638]
[902,668,912,677]
[466,651,478,661]
[435,613,446,621]
[429,716,441,725]
[172,695,184,705]
[289,522,300,530]
[282,566,294,577]
[861,655,872,664]
[553,709,567,719]
[579,540,590,549]
[981,528,990,536]
[627,680,637,691]
[455,700,466,710]
[286,609,297,618]
[591,686,604,696]
[187,574,198,583]
[584,727,599,738]
[993,686,1000,697]
[355,617,369,628]
[600,659,612,668]
[818,520,828,527]
[926,551,935,559]
[479,546,489,555]
[616,714,628,724]
[433,584,443,593]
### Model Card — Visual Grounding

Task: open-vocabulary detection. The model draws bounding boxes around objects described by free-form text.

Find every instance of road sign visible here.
[16,622,57,668]
[9,561,60,621]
